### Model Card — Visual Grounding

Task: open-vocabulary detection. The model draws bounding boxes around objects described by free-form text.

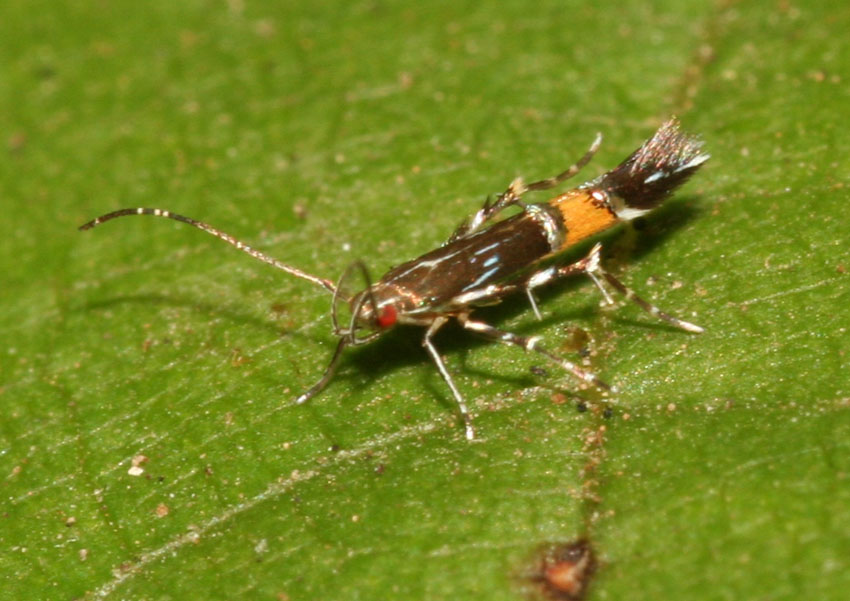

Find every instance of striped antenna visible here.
[79,208,337,294]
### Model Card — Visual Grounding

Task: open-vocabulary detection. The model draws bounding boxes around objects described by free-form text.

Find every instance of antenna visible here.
[79,208,336,294]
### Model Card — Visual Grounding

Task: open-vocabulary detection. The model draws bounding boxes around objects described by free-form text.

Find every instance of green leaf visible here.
[2,0,848,599]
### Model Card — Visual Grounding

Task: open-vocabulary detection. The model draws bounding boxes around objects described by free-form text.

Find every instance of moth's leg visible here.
[523,132,602,192]
[581,245,704,333]
[422,316,476,440]
[295,337,349,404]
[442,248,601,322]
[447,178,527,243]
[447,133,602,243]
[456,312,611,391]
[521,243,704,333]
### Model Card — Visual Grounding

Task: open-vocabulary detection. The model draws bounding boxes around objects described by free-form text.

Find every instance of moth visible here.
[81,118,708,439]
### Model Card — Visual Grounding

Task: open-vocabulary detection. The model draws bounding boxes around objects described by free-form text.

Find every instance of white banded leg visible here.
[448,178,527,243]
[521,243,609,319]
[580,246,705,334]
[422,317,476,440]
[524,133,602,192]
[448,133,602,243]
[523,243,703,334]
[450,244,609,320]
[456,313,612,392]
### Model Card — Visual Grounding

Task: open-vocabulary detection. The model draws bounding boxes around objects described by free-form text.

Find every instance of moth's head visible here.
[332,261,398,345]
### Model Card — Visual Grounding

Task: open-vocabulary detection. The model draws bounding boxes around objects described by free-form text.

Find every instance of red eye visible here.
[376,304,397,328]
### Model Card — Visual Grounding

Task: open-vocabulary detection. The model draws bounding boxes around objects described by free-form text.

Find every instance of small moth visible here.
[81,118,708,439]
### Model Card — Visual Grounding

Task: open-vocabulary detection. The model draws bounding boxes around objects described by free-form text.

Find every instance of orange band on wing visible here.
[549,190,619,250]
